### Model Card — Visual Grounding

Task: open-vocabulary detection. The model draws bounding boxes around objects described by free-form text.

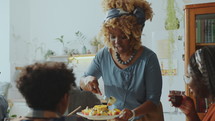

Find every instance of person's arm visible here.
[115,100,157,121]
[126,53,162,116]
[80,49,105,95]
[80,76,101,95]
[116,53,162,120]
[133,100,157,116]
[179,96,200,121]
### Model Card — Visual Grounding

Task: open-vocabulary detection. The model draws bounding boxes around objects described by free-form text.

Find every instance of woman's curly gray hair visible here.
[100,0,153,50]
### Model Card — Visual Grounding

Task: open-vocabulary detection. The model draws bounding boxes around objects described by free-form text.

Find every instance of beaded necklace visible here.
[115,50,137,65]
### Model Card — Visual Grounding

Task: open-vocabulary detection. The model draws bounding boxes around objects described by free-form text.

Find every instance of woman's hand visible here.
[80,76,102,95]
[179,96,200,121]
[179,96,195,115]
[114,109,134,121]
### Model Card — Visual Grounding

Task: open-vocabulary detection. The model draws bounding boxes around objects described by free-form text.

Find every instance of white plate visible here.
[76,112,119,120]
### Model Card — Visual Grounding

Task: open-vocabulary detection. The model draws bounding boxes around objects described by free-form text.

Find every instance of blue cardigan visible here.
[84,46,162,110]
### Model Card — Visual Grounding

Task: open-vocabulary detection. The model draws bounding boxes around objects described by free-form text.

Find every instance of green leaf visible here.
[10,114,17,117]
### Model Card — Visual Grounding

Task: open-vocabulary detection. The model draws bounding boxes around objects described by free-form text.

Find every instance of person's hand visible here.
[179,96,197,117]
[83,76,102,95]
[114,108,134,121]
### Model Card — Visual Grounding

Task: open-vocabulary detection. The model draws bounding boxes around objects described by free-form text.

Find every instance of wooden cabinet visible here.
[184,2,215,120]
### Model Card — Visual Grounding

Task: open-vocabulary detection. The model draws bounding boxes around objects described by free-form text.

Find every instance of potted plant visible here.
[75,31,87,54]
[44,49,55,60]
[90,36,100,54]
[56,35,68,55]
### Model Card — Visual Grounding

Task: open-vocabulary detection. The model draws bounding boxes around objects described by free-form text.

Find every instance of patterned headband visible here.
[195,49,204,74]
[195,49,210,89]
[104,7,146,27]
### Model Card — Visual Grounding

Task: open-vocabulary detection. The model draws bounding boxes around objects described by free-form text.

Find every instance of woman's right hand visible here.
[81,76,102,95]
[179,96,200,120]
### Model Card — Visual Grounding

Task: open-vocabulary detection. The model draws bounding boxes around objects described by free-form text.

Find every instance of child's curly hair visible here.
[100,0,153,50]
[16,62,76,111]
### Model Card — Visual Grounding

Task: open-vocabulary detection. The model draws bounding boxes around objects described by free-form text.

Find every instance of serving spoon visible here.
[103,96,116,106]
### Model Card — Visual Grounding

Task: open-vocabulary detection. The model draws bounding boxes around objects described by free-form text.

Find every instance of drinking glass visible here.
[169,90,185,112]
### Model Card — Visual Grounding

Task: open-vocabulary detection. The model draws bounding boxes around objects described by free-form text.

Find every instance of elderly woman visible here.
[180,46,215,121]
[80,0,163,120]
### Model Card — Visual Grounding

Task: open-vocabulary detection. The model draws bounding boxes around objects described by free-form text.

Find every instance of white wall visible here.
[10,0,104,65]
[0,0,10,82]
[8,0,31,99]
[28,0,104,60]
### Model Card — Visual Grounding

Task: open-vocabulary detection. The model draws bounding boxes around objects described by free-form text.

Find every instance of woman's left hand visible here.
[114,108,133,121]
[179,96,196,116]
